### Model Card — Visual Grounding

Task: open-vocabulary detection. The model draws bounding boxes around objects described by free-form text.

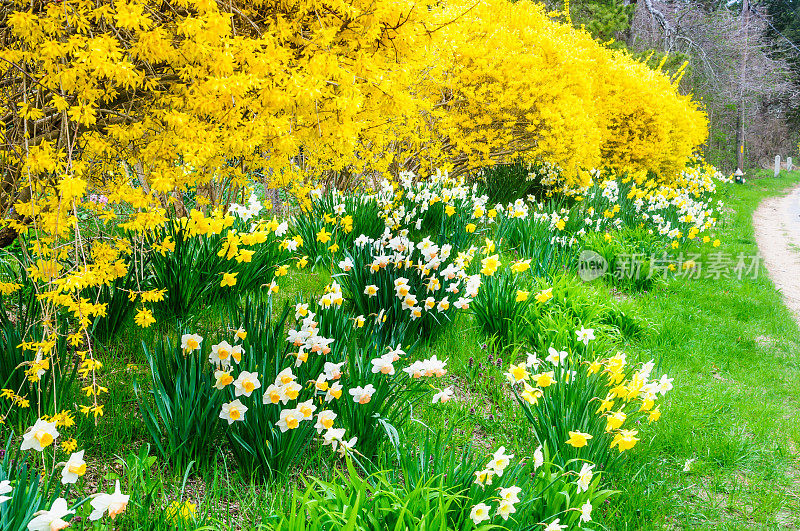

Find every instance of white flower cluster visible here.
[229,193,263,222]
[287,306,336,366]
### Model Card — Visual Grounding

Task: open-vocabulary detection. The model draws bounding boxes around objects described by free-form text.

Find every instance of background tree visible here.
[628,0,799,170]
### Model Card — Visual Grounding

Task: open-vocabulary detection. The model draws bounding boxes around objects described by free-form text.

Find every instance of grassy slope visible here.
[28,170,800,528]
[602,171,800,530]
[407,171,800,530]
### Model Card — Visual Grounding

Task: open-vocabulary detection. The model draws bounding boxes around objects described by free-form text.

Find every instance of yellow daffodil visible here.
[565,431,593,448]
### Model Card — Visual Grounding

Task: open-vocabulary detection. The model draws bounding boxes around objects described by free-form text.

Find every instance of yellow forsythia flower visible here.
[134,308,155,328]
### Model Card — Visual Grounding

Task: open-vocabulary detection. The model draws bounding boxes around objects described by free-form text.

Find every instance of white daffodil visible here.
[533,445,544,469]
[348,384,376,404]
[497,499,517,520]
[577,462,594,493]
[209,341,234,367]
[61,450,87,484]
[432,387,454,403]
[233,371,261,397]
[545,347,568,366]
[370,355,395,375]
[543,518,567,531]
[21,419,59,452]
[296,400,316,420]
[499,486,522,504]
[487,446,513,476]
[276,408,302,432]
[580,501,593,523]
[576,327,595,346]
[180,333,203,351]
[219,399,248,424]
[469,503,491,525]
[27,497,73,530]
[0,480,11,504]
[315,410,337,433]
[89,480,129,521]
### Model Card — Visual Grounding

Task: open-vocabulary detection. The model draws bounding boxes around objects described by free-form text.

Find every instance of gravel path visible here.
[753,182,800,326]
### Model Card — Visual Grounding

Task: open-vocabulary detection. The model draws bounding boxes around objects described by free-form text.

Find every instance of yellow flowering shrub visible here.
[421,0,708,182]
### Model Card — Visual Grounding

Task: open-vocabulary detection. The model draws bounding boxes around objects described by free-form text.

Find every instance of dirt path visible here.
[753,182,800,326]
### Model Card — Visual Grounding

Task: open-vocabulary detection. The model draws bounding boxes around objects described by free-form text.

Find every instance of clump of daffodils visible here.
[470,447,521,524]
[335,229,481,343]
[588,353,673,452]
[508,338,672,459]
[15,417,131,528]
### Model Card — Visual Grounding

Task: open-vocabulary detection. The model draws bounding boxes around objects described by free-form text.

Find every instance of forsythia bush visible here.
[1,0,706,232]
[424,1,708,180]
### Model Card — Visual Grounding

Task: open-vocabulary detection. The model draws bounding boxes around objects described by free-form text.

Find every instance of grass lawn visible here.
[600,170,800,529]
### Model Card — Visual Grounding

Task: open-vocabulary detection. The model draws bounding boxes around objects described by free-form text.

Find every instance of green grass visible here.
[599,170,800,529]
[4,170,800,529]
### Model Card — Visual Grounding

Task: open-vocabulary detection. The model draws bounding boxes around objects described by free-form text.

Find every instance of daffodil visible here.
[605,410,626,431]
[533,445,544,469]
[0,480,10,504]
[576,327,595,345]
[166,500,197,523]
[219,399,248,424]
[318,377,339,400]
[577,462,594,492]
[497,499,517,520]
[209,341,234,367]
[579,501,593,524]
[487,446,513,475]
[315,410,337,433]
[425,381,450,401]
[544,519,567,531]
[648,407,662,423]
[510,259,531,273]
[233,371,261,397]
[220,272,237,287]
[276,408,302,432]
[61,450,87,484]
[297,399,316,419]
[611,429,639,451]
[316,228,331,243]
[506,362,529,383]
[27,497,74,530]
[535,288,553,303]
[370,354,395,375]
[89,480,129,521]
[480,254,501,276]
[470,503,491,524]
[180,333,203,351]
[499,486,522,503]
[263,384,285,405]
[565,431,593,448]
[545,347,567,366]
[348,384,376,404]
[214,370,234,390]
[532,371,555,387]
[21,419,59,451]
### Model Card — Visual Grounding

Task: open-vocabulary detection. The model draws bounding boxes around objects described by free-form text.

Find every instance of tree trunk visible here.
[736,0,749,172]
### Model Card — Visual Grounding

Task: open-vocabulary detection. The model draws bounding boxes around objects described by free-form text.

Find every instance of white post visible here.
[775,155,781,177]
[788,157,793,172]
